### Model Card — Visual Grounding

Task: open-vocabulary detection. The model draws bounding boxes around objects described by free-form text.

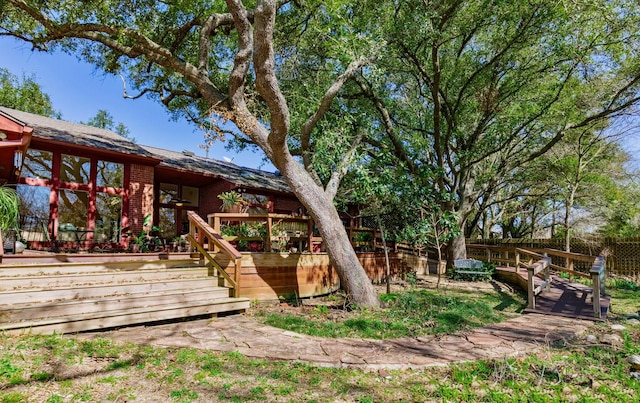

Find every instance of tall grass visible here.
[0,185,19,230]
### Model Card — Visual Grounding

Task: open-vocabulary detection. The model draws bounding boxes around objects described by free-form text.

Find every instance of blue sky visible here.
[1,37,275,171]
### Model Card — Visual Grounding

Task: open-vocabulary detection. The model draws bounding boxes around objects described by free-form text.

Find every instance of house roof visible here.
[0,107,156,159]
[0,107,291,194]
[142,145,291,194]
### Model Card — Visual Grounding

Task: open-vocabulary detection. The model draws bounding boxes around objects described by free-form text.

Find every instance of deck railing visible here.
[207,212,385,253]
[187,211,242,298]
[591,256,606,319]
[467,243,606,318]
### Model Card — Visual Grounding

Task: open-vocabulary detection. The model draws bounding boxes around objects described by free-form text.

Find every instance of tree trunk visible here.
[225,0,380,308]
[448,232,467,263]
[276,155,380,308]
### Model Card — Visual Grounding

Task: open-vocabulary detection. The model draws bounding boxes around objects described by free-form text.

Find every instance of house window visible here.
[16,184,51,243]
[58,189,89,229]
[159,207,176,238]
[61,154,90,184]
[96,193,122,243]
[242,192,270,214]
[97,160,124,188]
[16,184,50,219]
[22,149,52,180]
[159,183,179,204]
[182,186,199,206]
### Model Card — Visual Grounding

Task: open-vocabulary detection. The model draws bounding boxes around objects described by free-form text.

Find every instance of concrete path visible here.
[78,313,592,370]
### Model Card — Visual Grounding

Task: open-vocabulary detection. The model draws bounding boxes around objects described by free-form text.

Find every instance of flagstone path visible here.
[77,313,592,370]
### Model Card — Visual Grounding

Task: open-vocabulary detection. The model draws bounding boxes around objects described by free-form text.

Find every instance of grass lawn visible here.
[249,278,527,339]
[0,277,638,402]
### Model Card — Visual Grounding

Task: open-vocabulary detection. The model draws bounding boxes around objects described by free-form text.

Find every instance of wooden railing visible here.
[187,211,243,298]
[591,256,606,319]
[467,243,606,318]
[526,255,552,310]
[208,213,385,253]
[208,213,316,253]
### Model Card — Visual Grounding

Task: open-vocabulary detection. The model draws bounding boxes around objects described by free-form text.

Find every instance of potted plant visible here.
[0,186,20,254]
[217,191,247,213]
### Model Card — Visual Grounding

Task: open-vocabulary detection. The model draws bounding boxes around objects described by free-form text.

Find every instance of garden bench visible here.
[453,259,492,280]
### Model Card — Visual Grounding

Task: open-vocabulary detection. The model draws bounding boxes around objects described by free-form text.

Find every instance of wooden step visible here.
[0,258,201,277]
[0,255,248,335]
[1,297,251,335]
[0,287,232,323]
[0,277,221,305]
[0,267,213,291]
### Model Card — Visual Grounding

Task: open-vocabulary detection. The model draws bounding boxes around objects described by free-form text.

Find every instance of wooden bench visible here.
[453,259,493,280]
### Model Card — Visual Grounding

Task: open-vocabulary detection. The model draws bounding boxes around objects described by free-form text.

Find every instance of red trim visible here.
[87,159,97,239]
[50,152,61,239]
[122,163,130,231]
[21,177,50,187]
[29,138,161,165]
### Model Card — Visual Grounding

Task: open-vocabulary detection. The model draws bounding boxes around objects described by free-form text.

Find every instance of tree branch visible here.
[325,129,365,200]
[300,57,370,171]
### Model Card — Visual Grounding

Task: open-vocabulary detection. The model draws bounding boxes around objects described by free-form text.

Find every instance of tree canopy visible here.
[0,67,59,117]
[83,109,135,142]
[2,0,640,301]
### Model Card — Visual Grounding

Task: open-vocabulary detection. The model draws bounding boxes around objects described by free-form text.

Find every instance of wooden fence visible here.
[467,237,640,278]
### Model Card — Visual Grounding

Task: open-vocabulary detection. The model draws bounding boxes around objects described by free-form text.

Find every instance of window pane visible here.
[182,186,199,206]
[159,183,178,204]
[97,160,124,188]
[17,184,50,219]
[61,154,90,184]
[159,207,176,238]
[58,189,88,230]
[181,210,189,235]
[243,193,269,214]
[96,193,122,243]
[17,184,50,242]
[22,149,52,180]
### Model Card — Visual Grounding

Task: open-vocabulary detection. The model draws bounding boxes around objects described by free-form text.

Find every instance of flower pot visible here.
[249,241,263,252]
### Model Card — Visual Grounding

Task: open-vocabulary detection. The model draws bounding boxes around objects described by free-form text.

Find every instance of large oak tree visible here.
[355,0,640,260]
[1,0,380,306]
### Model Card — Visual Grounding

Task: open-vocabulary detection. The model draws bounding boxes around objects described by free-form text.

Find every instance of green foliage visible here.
[259,288,524,339]
[0,392,27,403]
[0,68,59,117]
[83,109,136,142]
[0,186,19,230]
[217,191,246,212]
[610,278,640,292]
[0,358,21,381]
[79,338,120,359]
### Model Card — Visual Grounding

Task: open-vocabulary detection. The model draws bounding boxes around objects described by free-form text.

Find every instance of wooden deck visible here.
[496,267,610,321]
[0,254,251,334]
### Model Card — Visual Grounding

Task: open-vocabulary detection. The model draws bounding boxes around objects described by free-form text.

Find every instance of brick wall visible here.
[128,163,154,235]
[200,180,232,217]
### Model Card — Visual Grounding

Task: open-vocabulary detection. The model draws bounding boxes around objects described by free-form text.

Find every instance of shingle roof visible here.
[142,145,291,194]
[0,107,156,158]
[0,107,291,194]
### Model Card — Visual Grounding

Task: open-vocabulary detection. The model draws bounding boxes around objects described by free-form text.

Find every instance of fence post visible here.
[590,256,605,319]
[543,254,551,292]
[527,264,535,310]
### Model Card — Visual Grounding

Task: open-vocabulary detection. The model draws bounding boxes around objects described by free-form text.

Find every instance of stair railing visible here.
[590,256,606,319]
[187,211,243,298]
[469,243,607,318]
[526,256,552,310]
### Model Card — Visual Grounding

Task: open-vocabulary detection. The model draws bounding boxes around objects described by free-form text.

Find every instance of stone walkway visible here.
[78,313,593,370]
